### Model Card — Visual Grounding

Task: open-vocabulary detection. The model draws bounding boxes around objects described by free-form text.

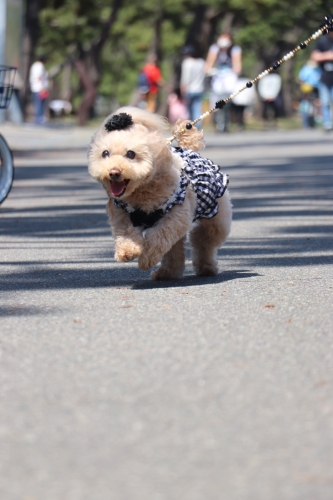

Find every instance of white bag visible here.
[232,77,256,106]
[211,68,238,95]
[257,74,281,101]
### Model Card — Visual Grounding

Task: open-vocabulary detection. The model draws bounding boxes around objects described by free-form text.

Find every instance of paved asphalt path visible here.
[1,124,333,500]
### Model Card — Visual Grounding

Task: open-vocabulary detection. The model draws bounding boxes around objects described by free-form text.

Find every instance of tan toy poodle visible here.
[88,106,232,280]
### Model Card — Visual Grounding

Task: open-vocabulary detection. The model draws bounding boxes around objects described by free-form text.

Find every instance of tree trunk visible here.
[283,58,294,117]
[61,62,72,101]
[74,60,97,126]
[185,5,221,57]
[75,0,124,125]
[21,0,43,118]
[151,11,165,113]
[152,11,163,63]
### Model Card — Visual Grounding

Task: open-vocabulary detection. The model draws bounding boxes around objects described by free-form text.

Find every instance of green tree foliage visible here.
[35,0,331,121]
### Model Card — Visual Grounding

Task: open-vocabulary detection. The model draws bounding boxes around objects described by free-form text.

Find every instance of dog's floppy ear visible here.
[147,131,173,165]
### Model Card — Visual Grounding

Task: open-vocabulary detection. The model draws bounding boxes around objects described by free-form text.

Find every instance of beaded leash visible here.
[168,14,333,144]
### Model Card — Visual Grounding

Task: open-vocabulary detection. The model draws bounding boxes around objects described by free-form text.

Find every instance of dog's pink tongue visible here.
[110,180,126,196]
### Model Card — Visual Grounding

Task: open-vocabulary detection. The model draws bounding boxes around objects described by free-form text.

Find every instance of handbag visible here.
[39,89,49,100]
[211,68,238,95]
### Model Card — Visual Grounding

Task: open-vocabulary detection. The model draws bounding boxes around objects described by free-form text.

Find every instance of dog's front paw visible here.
[138,250,162,270]
[115,240,143,262]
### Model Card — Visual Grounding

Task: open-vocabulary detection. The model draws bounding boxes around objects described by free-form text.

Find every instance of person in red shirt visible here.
[142,53,163,112]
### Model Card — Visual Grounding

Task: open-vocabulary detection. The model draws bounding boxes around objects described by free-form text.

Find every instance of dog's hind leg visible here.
[190,192,232,276]
[151,236,186,281]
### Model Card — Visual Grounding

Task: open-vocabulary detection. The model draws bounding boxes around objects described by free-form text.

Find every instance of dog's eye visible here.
[125,150,136,159]
[102,150,109,158]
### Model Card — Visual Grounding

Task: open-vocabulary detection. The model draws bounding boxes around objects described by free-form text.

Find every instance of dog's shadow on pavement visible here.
[132,269,260,290]
[0,265,259,293]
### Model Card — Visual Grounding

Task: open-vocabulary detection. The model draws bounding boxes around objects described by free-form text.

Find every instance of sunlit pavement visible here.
[1,123,333,500]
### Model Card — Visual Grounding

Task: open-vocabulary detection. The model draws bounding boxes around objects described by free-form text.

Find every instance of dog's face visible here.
[88,124,163,200]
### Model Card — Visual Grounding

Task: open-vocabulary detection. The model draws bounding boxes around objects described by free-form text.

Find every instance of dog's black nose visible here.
[109,169,121,181]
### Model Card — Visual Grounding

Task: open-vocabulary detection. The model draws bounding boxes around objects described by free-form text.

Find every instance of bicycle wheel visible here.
[0,134,14,204]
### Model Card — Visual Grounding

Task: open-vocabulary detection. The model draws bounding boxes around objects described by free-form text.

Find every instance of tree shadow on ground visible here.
[205,137,333,151]
[0,150,332,290]
[1,154,331,233]
[219,232,333,267]
[0,305,58,316]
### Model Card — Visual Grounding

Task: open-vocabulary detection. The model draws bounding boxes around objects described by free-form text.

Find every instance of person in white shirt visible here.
[180,45,206,126]
[29,55,49,124]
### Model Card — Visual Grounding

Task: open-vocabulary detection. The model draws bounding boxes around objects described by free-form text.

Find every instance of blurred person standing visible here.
[311,30,333,131]
[297,59,321,128]
[142,53,163,113]
[29,55,49,124]
[180,45,205,126]
[205,31,242,132]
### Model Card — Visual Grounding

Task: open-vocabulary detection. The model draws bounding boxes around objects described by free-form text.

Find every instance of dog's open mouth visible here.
[110,179,129,197]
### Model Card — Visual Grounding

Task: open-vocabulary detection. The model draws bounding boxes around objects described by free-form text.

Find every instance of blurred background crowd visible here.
[1,0,333,132]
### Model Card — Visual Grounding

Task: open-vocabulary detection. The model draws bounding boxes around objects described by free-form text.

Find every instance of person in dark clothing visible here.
[311,31,333,131]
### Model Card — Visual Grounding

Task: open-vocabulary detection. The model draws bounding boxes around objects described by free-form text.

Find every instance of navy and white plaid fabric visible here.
[171,147,229,221]
[114,147,229,223]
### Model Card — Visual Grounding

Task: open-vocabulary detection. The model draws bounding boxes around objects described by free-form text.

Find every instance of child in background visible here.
[167,88,189,124]
[297,60,321,128]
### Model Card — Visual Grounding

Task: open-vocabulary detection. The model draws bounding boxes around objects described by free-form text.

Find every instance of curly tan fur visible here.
[172,119,205,151]
[88,107,232,280]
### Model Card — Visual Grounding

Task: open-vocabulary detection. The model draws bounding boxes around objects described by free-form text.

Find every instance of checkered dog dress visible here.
[114,147,229,228]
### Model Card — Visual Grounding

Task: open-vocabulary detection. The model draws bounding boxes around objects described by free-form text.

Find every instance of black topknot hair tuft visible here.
[105,112,133,132]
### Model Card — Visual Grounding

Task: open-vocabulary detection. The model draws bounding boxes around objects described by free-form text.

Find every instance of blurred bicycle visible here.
[0,65,16,205]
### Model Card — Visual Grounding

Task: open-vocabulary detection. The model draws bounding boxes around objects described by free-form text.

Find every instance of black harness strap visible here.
[129,208,164,229]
